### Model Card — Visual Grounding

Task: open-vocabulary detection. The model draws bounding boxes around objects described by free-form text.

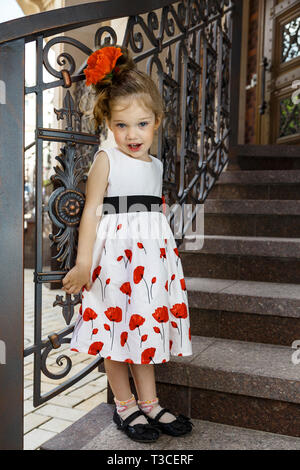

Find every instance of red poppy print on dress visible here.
[120,331,130,351]
[88,341,104,356]
[124,249,132,267]
[160,247,166,261]
[83,308,97,321]
[83,307,98,339]
[120,281,132,321]
[170,302,188,348]
[133,266,151,303]
[104,278,110,299]
[174,247,180,266]
[104,306,123,350]
[117,249,132,268]
[92,266,105,300]
[68,153,193,363]
[137,242,147,254]
[92,266,101,282]
[141,347,156,364]
[150,277,156,301]
[140,334,148,348]
[169,274,175,295]
[152,306,169,353]
[129,314,146,341]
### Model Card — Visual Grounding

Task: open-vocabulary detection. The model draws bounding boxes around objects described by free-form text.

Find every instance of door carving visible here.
[260,0,300,144]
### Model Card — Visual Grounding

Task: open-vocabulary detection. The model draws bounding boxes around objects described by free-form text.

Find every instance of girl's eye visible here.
[116,123,126,128]
[139,122,148,127]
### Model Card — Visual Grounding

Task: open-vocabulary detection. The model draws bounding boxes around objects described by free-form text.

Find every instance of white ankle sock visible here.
[138,397,176,423]
[114,394,148,426]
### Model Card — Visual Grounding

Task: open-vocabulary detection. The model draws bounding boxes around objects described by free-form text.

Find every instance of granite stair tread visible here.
[230,144,300,158]
[185,276,300,317]
[40,402,300,450]
[181,234,300,257]
[154,335,300,404]
[204,199,300,215]
[216,170,300,185]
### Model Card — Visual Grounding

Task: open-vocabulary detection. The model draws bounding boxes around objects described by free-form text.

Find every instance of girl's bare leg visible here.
[129,363,176,423]
[129,363,156,400]
[103,358,132,401]
[104,358,150,426]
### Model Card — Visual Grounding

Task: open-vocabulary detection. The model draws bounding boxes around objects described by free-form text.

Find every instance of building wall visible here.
[245,0,259,144]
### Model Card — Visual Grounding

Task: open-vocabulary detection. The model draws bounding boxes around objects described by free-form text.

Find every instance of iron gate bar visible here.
[37,128,100,145]
[33,270,75,283]
[24,324,74,358]
[0,0,180,45]
[0,37,25,450]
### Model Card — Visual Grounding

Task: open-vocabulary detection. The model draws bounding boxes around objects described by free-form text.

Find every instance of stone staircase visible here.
[41,145,300,449]
[154,144,300,437]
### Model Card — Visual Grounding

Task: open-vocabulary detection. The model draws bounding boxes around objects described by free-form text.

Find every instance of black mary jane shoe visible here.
[113,407,162,443]
[143,408,194,437]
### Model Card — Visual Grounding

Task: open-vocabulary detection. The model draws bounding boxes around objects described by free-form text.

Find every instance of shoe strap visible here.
[122,409,145,427]
[152,407,172,422]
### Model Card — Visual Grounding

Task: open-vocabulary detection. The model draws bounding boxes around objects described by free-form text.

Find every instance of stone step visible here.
[231,144,300,159]
[218,170,300,185]
[185,277,300,318]
[204,199,300,215]
[182,235,300,258]
[186,278,300,346]
[209,170,300,200]
[98,336,300,437]
[180,236,300,283]
[186,277,300,346]
[204,211,300,238]
[40,402,300,450]
[229,144,300,171]
[153,336,300,437]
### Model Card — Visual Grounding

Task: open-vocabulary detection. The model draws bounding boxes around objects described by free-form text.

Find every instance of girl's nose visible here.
[127,127,137,139]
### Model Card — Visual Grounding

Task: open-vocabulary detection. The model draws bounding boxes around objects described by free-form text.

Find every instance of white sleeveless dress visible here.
[70,146,193,364]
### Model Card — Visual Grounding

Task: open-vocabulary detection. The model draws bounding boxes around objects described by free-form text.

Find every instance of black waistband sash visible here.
[102,195,163,215]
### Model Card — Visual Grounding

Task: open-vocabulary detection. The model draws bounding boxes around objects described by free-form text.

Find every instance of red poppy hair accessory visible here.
[84,46,123,86]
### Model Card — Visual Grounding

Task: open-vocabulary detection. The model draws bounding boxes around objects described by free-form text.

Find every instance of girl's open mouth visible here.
[128,143,142,152]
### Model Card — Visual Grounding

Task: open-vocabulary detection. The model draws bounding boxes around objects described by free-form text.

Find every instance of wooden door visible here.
[259,0,300,144]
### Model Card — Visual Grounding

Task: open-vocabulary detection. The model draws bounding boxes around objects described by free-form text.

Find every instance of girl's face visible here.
[107,96,161,160]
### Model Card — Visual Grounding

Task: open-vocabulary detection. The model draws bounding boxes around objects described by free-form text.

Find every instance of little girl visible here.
[62,45,193,443]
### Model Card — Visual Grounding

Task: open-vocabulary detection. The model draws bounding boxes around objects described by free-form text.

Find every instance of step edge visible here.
[155,336,300,405]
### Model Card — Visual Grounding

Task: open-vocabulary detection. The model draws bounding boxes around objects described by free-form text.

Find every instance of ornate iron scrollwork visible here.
[48,143,87,269]
[41,336,72,380]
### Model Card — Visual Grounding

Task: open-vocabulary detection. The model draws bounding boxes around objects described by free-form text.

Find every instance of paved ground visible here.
[24,268,108,450]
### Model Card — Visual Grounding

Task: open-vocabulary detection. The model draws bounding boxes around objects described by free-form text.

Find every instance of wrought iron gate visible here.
[0,0,242,449]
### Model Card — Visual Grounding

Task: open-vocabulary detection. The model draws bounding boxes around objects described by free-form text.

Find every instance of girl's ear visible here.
[154,115,162,131]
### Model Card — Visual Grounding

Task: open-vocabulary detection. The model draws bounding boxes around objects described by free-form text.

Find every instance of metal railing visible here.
[0,0,242,449]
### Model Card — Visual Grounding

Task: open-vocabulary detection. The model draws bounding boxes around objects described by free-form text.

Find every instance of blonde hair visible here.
[90,46,164,131]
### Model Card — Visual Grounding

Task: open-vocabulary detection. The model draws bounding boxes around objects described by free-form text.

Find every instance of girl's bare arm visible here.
[62,151,109,294]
